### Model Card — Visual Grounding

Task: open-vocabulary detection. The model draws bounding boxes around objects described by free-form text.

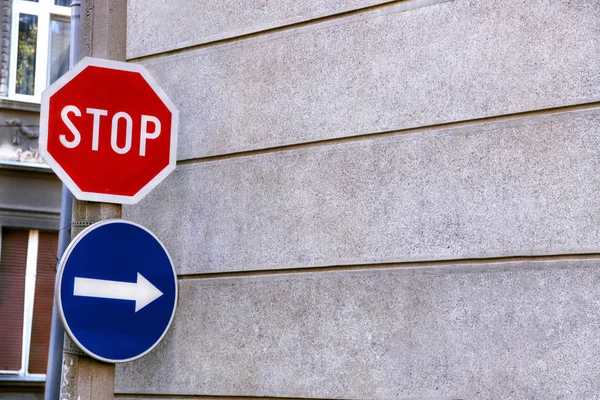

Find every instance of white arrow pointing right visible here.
[73,273,163,312]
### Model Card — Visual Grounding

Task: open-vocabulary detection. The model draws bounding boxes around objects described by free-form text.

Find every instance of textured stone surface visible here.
[80,0,127,60]
[125,108,600,274]
[115,259,600,399]
[126,0,397,59]
[136,0,600,159]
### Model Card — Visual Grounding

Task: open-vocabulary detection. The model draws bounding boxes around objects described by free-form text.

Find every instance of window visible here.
[0,228,58,381]
[7,0,71,102]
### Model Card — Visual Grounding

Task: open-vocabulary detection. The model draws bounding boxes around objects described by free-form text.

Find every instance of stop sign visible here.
[39,57,178,205]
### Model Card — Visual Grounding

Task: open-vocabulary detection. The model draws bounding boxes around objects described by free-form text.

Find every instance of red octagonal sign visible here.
[40,58,178,205]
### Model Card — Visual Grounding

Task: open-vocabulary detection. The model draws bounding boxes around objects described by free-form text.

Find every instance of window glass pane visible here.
[0,229,29,371]
[48,17,70,86]
[55,0,71,5]
[16,14,38,96]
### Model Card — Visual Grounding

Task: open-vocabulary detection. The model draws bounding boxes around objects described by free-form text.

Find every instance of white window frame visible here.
[8,0,70,103]
[0,229,45,382]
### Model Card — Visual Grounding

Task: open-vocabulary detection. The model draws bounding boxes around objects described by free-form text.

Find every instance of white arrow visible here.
[73,273,163,312]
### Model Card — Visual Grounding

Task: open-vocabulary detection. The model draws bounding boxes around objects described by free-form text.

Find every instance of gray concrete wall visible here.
[118,0,600,398]
[117,259,600,399]
[0,166,61,230]
[0,392,43,400]
[129,0,599,159]
[125,108,600,274]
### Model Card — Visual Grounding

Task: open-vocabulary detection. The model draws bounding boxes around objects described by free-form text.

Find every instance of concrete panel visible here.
[125,108,600,274]
[126,0,399,59]
[137,0,600,159]
[0,394,43,400]
[0,168,62,214]
[0,210,60,231]
[115,258,600,399]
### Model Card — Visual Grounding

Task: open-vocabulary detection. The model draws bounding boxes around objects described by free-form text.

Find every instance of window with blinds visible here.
[0,228,58,378]
[29,231,58,374]
[0,229,28,372]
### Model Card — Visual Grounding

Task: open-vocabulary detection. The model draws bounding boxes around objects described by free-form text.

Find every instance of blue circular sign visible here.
[57,219,177,363]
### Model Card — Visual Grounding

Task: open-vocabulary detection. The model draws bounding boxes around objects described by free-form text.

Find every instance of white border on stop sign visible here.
[39,57,179,205]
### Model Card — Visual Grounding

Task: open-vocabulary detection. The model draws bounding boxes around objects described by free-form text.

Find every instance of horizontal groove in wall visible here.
[0,206,60,215]
[128,0,451,62]
[114,394,339,400]
[177,253,600,281]
[176,101,600,167]
[115,395,462,400]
